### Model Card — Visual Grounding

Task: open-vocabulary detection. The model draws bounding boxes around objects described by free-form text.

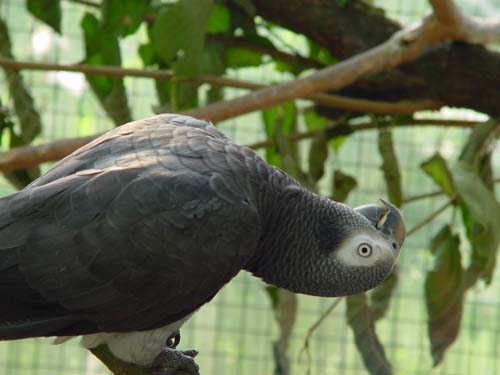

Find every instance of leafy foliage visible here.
[455,121,500,286]
[308,131,329,182]
[421,153,455,197]
[152,0,213,77]
[101,0,151,37]
[331,169,357,202]
[81,13,132,125]
[370,269,398,321]
[0,18,41,188]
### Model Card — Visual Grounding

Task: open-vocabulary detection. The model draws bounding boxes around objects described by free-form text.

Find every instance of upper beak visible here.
[355,199,406,248]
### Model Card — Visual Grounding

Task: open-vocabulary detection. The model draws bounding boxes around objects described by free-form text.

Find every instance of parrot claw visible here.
[146,348,200,375]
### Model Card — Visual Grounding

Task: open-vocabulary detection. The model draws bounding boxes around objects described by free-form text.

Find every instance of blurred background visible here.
[0,0,499,374]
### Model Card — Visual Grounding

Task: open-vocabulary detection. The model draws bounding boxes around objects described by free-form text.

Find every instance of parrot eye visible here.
[357,243,372,257]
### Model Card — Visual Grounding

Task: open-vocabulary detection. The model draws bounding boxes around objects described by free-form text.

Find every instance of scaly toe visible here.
[145,348,200,375]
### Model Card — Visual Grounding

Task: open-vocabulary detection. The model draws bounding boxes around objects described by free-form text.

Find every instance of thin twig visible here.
[299,298,343,374]
[247,118,481,150]
[0,57,442,115]
[66,0,99,8]
[406,196,457,237]
[403,189,444,204]
[0,118,482,173]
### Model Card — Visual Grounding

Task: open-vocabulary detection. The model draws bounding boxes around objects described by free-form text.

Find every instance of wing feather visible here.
[0,114,261,337]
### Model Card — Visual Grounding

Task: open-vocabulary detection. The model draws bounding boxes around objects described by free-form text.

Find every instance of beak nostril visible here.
[392,242,398,250]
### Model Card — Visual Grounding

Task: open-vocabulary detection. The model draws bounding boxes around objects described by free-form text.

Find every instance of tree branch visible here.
[248,118,480,150]
[0,57,441,115]
[429,0,500,44]
[252,0,500,117]
[184,14,452,122]
[0,118,481,173]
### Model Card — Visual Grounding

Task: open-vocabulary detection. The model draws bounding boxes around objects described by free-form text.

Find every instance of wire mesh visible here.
[0,0,499,374]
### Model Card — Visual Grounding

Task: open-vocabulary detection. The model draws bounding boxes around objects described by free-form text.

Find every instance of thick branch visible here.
[429,0,500,43]
[184,15,451,122]
[0,118,480,173]
[251,0,500,117]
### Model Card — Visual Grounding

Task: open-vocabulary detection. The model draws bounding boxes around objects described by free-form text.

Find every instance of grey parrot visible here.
[0,114,405,374]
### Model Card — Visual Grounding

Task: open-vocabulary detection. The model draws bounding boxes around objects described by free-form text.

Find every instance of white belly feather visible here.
[54,316,191,365]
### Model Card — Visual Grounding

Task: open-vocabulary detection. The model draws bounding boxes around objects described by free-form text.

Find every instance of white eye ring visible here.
[357,243,373,257]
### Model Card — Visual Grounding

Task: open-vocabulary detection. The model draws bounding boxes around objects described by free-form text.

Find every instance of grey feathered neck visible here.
[243,170,394,297]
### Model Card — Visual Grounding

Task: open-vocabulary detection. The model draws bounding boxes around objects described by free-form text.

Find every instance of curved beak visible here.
[355,199,406,248]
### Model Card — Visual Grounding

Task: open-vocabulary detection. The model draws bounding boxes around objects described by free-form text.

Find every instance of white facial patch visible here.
[334,231,397,268]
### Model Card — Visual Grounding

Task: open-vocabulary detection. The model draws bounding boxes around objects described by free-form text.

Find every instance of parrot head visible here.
[315,198,405,296]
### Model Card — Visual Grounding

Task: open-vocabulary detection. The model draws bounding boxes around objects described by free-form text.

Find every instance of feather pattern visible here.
[0,114,263,337]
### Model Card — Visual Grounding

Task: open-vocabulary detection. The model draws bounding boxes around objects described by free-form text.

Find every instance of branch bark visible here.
[251,0,500,117]
[429,0,500,44]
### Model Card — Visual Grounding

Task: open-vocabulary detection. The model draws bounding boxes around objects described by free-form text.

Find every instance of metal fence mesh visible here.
[0,0,499,374]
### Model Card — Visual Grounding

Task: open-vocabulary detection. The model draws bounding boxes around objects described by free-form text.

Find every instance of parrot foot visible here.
[146,347,199,375]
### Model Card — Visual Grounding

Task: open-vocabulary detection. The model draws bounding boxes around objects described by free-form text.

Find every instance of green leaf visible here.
[152,0,213,76]
[421,153,455,197]
[458,120,499,165]
[425,225,463,366]
[101,0,150,37]
[370,269,398,321]
[455,162,500,286]
[303,108,329,131]
[262,102,306,183]
[453,121,500,286]
[200,40,226,75]
[308,132,328,182]
[27,0,61,33]
[346,293,392,375]
[262,107,281,167]
[206,3,230,34]
[206,85,223,104]
[331,169,357,202]
[154,80,199,112]
[81,13,132,125]
[307,39,337,65]
[225,47,262,68]
[138,42,156,66]
[378,128,403,207]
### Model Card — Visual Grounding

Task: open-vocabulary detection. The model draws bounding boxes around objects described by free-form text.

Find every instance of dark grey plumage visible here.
[0,114,404,345]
